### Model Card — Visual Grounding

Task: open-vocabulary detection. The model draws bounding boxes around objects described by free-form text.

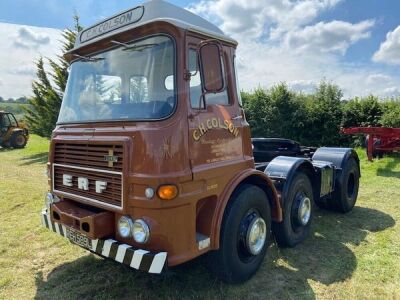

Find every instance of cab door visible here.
[186,35,247,179]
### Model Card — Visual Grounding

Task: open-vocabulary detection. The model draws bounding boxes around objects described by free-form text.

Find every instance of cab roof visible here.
[72,0,237,52]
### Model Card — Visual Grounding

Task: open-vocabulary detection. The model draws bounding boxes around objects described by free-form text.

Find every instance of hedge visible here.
[241,81,400,147]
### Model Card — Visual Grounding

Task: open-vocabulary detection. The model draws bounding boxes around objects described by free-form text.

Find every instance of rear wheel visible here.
[205,184,271,283]
[365,136,383,159]
[328,157,360,213]
[273,172,314,247]
[10,133,27,149]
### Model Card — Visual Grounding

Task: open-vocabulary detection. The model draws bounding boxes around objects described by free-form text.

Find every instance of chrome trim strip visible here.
[53,163,122,175]
[52,163,123,210]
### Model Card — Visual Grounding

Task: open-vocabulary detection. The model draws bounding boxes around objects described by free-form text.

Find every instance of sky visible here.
[0,0,399,99]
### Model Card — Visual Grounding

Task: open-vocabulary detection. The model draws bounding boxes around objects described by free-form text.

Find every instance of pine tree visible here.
[25,16,82,137]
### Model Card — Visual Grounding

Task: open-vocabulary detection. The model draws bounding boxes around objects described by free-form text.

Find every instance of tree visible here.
[381,99,400,128]
[303,81,343,146]
[24,16,82,137]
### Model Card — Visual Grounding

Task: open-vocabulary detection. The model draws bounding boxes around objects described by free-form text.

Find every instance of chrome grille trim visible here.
[52,163,123,211]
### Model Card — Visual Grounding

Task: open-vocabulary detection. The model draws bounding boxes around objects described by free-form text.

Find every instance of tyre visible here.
[10,132,27,149]
[328,157,360,213]
[1,142,10,148]
[273,172,313,247]
[205,184,271,283]
[365,136,383,159]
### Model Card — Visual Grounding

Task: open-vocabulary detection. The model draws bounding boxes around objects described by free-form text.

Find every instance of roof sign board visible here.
[80,6,145,43]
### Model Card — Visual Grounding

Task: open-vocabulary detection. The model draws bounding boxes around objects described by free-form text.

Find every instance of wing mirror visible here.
[191,40,225,109]
[198,40,225,94]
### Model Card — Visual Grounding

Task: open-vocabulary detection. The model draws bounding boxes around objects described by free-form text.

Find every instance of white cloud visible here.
[381,86,400,98]
[188,0,343,41]
[366,73,392,85]
[13,27,51,49]
[289,80,317,93]
[285,20,374,55]
[373,26,400,65]
[0,23,62,99]
[187,0,400,98]
[8,65,37,76]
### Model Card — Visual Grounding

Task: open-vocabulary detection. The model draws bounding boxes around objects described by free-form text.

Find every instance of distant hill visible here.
[0,96,29,120]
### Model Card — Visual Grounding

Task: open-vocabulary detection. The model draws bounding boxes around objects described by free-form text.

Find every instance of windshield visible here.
[58,35,176,124]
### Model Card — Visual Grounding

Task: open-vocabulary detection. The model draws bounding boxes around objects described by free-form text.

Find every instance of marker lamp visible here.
[157,185,178,200]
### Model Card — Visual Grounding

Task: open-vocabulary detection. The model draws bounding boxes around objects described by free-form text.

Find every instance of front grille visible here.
[53,164,122,207]
[53,141,124,209]
[54,142,123,172]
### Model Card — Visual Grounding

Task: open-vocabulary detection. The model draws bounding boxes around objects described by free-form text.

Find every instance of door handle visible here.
[231,115,243,120]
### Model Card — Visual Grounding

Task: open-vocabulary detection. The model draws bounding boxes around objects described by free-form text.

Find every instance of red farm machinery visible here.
[341,127,400,161]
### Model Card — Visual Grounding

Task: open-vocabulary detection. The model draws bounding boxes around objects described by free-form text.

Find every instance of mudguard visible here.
[312,147,360,177]
[312,147,361,212]
[265,156,316,208]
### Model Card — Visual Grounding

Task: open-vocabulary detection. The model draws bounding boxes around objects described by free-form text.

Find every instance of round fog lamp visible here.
[132,219,150,244]
[118,216,133,238]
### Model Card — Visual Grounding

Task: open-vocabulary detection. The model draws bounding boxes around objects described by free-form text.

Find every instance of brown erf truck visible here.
[42,0,360,283]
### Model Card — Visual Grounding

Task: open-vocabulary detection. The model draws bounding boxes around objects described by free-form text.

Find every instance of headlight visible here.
[118,216,133,238]
[132,219,150,244]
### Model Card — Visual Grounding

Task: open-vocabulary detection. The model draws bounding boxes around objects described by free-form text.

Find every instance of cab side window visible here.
[189,49,229,108]
[2,115,11,127]
[189,49,203,108]
[8,115,17,127]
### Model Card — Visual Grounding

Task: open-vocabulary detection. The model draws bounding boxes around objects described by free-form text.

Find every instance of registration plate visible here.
[66,227,92,249]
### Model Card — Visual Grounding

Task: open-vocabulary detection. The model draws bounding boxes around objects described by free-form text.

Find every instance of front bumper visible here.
[41,210,167,274]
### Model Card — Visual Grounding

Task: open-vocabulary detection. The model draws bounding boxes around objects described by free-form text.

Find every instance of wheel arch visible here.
[265,156,318,208]
[211,169,282,249]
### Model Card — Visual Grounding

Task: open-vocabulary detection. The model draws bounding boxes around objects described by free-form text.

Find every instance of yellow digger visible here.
[0,111,29,149]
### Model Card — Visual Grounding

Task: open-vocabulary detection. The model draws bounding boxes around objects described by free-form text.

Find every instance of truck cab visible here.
[42,0,360,283]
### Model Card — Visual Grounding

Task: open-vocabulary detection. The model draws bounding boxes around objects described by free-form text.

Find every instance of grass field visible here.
[0,135,399,299]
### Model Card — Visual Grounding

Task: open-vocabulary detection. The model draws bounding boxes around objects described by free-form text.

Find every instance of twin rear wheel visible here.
[206,175,314,283]
[273,173,314,247]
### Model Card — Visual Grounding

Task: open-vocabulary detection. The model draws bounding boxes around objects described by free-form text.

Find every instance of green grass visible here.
[0,135,399,299]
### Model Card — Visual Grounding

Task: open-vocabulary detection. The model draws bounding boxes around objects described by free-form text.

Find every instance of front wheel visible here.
[1,141,10,148]
[273,172,314,247]
[205,184,271,283]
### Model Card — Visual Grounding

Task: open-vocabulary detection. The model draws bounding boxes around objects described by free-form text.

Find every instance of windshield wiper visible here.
[110,40,159,52]
[73,54,105,62]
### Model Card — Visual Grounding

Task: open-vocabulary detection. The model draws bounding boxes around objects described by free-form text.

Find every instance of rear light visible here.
[157,184,178,200]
